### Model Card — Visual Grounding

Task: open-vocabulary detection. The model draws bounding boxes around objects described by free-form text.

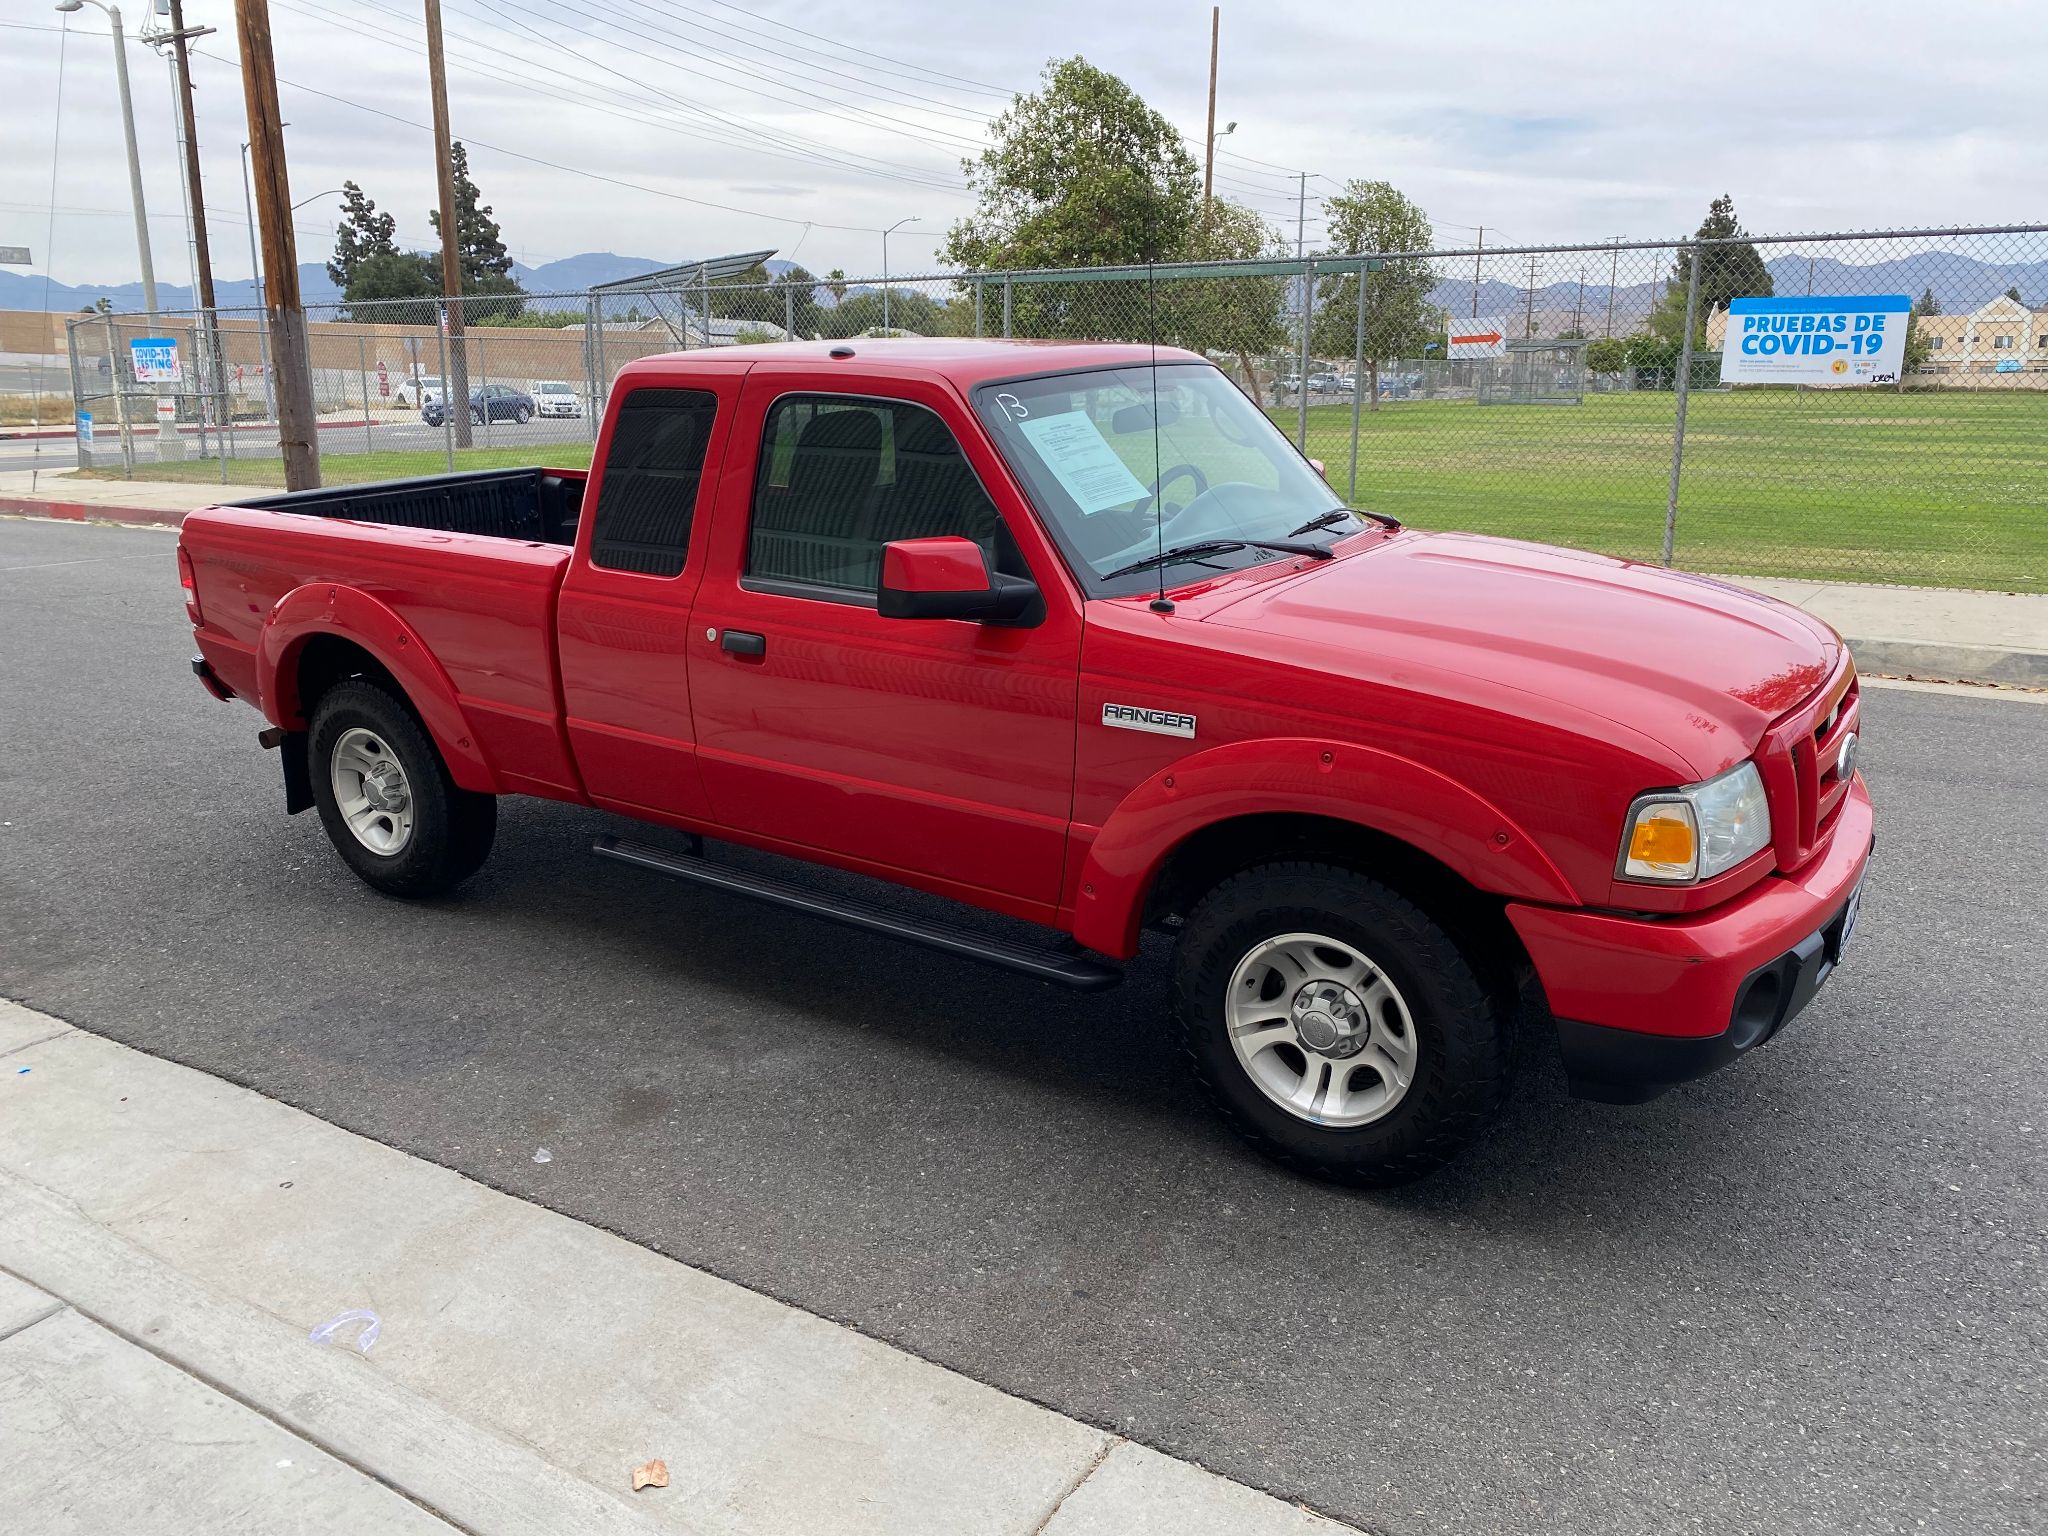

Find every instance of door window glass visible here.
[747,395,1000,595]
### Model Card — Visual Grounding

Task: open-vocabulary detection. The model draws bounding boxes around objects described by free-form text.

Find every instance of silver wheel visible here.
[329,726,415,857]
[1224,931,1419,1127]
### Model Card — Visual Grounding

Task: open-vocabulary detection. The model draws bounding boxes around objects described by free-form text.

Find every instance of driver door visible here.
[687,370,1084,918]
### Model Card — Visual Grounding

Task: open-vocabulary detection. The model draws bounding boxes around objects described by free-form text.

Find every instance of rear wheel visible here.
[308,680,495,897]
[513,406,532,424]
[1173,861,1509,1185]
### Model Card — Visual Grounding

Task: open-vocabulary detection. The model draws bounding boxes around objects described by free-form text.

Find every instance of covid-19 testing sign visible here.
[1720,295,1910,386]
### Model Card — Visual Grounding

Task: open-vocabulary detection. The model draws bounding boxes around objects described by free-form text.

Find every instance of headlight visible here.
[1618,761,1772,884]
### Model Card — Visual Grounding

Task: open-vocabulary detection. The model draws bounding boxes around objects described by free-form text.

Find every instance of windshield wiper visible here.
[1102,537,1332,583]
[1286,507,1403,538]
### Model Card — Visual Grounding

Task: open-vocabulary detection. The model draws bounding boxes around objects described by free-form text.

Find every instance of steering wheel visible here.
[1136,462,1208,517]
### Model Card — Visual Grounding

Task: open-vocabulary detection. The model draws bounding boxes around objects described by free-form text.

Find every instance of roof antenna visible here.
[1146,262,1174,615]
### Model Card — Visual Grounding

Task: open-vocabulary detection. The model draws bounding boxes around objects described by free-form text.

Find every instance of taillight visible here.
[177,546,203,625]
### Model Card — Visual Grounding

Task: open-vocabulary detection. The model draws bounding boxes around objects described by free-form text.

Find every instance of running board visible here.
[592,835,1124,992]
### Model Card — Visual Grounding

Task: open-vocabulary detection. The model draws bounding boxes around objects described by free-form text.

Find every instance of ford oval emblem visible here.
[1837,731,1859,780]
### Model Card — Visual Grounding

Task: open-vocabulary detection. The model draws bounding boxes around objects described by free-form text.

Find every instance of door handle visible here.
[720,629,767,657]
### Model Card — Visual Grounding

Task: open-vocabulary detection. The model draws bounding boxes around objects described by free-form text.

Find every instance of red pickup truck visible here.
[182,339,1872,1183]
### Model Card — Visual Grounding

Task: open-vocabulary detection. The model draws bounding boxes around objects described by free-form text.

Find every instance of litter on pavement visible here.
[632,1458,669,1492]
[307,1308,382,1353]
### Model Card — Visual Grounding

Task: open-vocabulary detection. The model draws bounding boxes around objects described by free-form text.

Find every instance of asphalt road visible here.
[2,515,2041,1536]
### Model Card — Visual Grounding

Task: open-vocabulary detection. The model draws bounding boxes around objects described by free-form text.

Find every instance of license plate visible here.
[1836,872,1867,954]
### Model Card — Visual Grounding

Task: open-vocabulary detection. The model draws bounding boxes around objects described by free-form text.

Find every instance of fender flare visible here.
[1070,736,1578,958]
[256,582,499,794]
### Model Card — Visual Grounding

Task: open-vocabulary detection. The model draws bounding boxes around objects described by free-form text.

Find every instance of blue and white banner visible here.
[128,337,181,384]
[1720,295,1910,386]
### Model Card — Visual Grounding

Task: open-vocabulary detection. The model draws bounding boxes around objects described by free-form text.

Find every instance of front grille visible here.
[1757,658,1859,872]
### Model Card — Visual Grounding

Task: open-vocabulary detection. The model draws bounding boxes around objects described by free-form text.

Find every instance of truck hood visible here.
[1201,531,1840,778]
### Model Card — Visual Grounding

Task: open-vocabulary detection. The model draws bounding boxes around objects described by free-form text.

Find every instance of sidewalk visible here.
[0,1000,1348,1536]
[3,466,2044,686]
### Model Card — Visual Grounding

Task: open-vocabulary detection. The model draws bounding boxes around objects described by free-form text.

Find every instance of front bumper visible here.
[1508,775,1873,1103]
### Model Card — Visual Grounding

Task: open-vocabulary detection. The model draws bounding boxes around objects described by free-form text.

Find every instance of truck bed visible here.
[235,466,587,546]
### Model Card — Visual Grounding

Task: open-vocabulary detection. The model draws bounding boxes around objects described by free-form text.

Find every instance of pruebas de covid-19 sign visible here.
[1720,296,1910,386]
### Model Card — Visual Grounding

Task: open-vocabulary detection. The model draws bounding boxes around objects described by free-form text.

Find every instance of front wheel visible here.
[308,680,496,897]
[1173,861,1509,1185]
[513,406,531,424]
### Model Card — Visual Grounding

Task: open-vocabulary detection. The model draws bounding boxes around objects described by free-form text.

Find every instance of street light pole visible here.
[882,216,918,333]
[57,0,183,458]
[240,141,276,420]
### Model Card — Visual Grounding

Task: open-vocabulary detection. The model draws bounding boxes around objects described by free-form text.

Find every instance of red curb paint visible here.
[0,496,193,529]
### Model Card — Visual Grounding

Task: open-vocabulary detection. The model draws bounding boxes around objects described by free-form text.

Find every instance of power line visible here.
[690,0,1018,97]
[292,0,966,193]
[190,47,907,235]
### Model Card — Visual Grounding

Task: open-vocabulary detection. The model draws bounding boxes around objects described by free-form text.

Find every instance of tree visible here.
[326,181,398,293]
[1584,336,1629,374]
[1309,180,1436,406]
[427,141,522,311]
[342,250,441,325]
[818,287,947,338]
[79,296,113,314]
[1655,194,1771,345]
[706,261,822,339]
[1161,200,1288,394]
[823,268,848,304]
[943,57,1199,276]
[771,265,822,339]
[2006,284,2024,303]
[1914,286,1941,317]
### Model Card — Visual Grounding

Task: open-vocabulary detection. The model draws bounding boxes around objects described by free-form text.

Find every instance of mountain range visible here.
[6,248,2041,323]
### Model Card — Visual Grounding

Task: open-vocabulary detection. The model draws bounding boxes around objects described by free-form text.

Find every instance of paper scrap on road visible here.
[632,1458,669,1492]
[533,1147,552,1164]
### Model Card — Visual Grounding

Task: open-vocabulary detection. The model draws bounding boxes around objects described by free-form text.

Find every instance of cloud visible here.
[4,0,2043,292]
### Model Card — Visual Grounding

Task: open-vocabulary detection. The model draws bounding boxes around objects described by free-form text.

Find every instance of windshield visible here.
[538,381,571,394]
[974,363,1346,595]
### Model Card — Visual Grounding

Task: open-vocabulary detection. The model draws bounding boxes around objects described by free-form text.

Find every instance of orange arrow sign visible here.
[1451,330,1503,346]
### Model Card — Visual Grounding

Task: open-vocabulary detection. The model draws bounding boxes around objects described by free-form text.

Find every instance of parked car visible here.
[180,338,1871,1187]
[396,375,444,412]
[1307,371,1343,394]
[529,380,584,419]
[424,384,534,427]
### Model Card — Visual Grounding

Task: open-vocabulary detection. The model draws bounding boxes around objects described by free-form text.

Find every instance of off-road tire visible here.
[308,680,496,897]
[1173,861,1509,1185]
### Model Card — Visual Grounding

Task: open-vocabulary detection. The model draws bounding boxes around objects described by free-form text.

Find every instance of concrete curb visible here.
[1844,635,2048,689]
[0,1004,1355,1536]
[0,1170,686,1536]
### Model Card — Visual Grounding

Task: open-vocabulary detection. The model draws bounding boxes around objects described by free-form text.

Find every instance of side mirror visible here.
[877,537,1041,627]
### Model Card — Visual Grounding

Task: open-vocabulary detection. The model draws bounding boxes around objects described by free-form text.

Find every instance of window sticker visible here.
[1016,410,1150,515]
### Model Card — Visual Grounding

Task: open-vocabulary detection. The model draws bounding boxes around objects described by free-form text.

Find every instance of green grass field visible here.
[82,387,2048,592]
[1296,388,2048,591]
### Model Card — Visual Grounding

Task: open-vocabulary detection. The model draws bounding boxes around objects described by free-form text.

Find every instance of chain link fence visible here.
[59,223,2048,592]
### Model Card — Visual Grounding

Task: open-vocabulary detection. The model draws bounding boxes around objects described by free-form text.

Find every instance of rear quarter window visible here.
[587,388,719,577]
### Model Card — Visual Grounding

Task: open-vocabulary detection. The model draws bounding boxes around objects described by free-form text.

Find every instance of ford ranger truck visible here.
[180,340,1873,1184]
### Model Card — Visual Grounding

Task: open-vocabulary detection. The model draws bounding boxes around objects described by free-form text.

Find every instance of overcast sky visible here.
[4,0,2044,292]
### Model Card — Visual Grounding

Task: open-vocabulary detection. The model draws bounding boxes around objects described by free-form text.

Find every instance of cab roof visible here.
[620,337,1209,389]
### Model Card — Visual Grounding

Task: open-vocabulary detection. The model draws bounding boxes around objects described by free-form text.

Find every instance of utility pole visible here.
[1605,236,1620,337]
[158,0,223,458]
[1201,7,1219,210]
[232,0,319,487]
[56,0,184,460]
[424,0,472,448]
[1525,252,1538,337]
[1574,267,1584,335]
[1471,225,1483,317]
